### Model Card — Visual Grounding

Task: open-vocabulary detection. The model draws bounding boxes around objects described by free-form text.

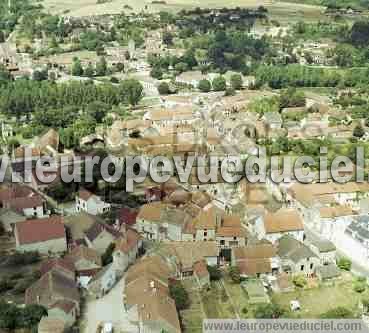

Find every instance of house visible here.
[135,202,190,241]
[175,70,205,87]
[14,216,67,254]
[315,263,341,281]
[4,194,45,218]
[277,235,319,277]
[287,182,369,213]
[26,270,80,325]
[123,256,181,333]
[0,185,46,218]
[215,215,247,249]
[76,189,111,215]
[161,241,219,280]
[232,243,278,278]
[87,263,117,298]
[346,215,369,248]
[0,208,26,233]
[65,245,102,279]
[305,232,336,265]
[64,212,103,246]
[40,258,75,281]
[241,279,270,304]
[48,300,78,328]
[112,227,142,276]
[84,222,122,255]
[255,208,304,244]
[262,112,282,130]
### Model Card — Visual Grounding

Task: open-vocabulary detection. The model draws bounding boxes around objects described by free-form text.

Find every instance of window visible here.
[204,232,207,237]
[300,265,304,271]
[220,240,225,245]
[310,263,313,270]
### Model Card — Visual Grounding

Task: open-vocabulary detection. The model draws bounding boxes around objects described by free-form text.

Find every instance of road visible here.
[82,277,138,333]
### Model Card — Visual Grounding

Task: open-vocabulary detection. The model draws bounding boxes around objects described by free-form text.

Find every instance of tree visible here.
[353,125,365,138]
[0,31,5,43]
[198,79,211,92]
[254,303,285,319]
[150,66,163,80]
[212,76,227,91]
[102,242,115,266]
[120,79,144,106]
[71,57,83,76]
[321,306,353,319]
[207,265,222,281]
[86,101,110,123]
[96,56,107,76]
[116,62,125,72]
[162,31,174,46]
[230,74,243,90]
[169,281,190,310]
[228,266,241,283]
[32,69,48,81]
[337,257,352,271]
[84,63,95,78]
[350,21,369,47]
[158,82,170,95]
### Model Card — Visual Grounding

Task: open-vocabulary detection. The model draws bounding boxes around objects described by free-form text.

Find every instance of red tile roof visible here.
[115,229,141,254]
[40,258,75,277]
[15,216,65,245]
[5,195,44,212]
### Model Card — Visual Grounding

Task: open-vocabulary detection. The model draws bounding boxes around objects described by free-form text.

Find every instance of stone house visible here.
[112,227,142,276]
[76,189,111,216]
[14,216,67,254]
[215,215,247,249]
[162,241,219,280]
[84,222,122,255]
[277,235,319,277]
[231,243,279,278]
[262,112,282,130]
[26,270,80,325]
[65,245,102,285]
[305,232,336,265]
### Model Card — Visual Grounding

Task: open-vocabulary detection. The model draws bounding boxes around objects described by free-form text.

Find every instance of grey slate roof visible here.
[305,231,336,253]
[277,235,317,263]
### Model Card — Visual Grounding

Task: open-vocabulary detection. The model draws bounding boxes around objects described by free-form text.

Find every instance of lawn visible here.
[181,279,205,333]
[272,279,367,318]
[201,281,238,319]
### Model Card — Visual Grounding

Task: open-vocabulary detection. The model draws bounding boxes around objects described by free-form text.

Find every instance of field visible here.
[41,0,325,23]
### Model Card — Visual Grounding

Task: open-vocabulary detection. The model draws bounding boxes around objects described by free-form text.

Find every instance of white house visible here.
[255,208,304,244]
[14,216,67,254]
[76,189,111,216]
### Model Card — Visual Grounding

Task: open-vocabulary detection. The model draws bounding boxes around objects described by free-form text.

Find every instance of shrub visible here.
[337,257,351,271]
[198,79,211,92]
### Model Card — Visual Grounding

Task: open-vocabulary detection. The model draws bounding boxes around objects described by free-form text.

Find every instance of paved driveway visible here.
[82,277,139,333]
